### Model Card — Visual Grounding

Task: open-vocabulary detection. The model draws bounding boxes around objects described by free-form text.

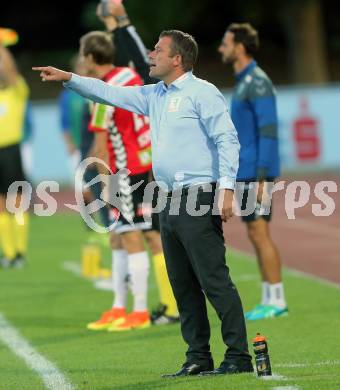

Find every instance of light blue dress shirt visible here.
[65,71,240,191]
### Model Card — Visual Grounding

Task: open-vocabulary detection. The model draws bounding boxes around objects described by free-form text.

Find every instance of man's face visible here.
[218,31,237,65]
[149,36,178,80]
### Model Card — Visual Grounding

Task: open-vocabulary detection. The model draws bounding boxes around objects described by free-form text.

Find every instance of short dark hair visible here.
[80,31,115,65]
[159,30,198,72]
[227,23,259,56]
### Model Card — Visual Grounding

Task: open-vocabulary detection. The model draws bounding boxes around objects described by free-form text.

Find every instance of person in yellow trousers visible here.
[0,41,29,268]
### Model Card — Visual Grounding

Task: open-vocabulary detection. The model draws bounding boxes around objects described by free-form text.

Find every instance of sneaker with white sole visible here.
[246,304,288,321]
[150,303,180,326]
[0,257,11,268]
[11,255,26,269]
[245,304,263,320]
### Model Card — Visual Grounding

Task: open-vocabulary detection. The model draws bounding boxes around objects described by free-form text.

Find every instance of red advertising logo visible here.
[293,97,321,162]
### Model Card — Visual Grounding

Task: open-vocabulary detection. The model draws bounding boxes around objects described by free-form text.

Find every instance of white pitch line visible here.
[62,261,112,291]
[258,374,300,389]
[284,268,340,290]
[276,360,340,368]
[260,375,300,390]
[62,261,82,277]
[261,374,287,381]
[233,274,258,282]
[0,313,74,390]
[94,279,113,291]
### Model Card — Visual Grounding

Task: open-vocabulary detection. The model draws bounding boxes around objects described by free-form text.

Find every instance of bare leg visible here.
[246,218,281,283]
[121,230,145,254]
[143,230,162,256]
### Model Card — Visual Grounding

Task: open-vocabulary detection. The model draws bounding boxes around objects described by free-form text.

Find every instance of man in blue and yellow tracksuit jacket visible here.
[219,23,288,321]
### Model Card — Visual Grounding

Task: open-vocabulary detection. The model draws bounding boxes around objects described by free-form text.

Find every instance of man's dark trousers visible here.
[159,184,251,365]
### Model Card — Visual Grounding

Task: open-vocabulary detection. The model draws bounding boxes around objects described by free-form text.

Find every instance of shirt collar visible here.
[235,60,257,82]
[160,71,193,92]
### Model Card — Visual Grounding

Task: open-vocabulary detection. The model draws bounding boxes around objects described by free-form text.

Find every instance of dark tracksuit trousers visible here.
[159,184,251,365]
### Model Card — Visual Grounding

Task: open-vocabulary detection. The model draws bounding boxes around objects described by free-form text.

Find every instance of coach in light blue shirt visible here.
[64,69,239,193]
[33,29,252,377]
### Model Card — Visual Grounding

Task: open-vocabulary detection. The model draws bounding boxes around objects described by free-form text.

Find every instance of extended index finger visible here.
[32,66,48,71]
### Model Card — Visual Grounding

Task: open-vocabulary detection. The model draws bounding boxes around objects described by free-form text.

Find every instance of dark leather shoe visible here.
[162,361,214,378]
[200,360,253,376]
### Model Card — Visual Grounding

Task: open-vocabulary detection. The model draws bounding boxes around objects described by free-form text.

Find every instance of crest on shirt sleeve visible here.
[254,78,267,95]
[168,97,182,112]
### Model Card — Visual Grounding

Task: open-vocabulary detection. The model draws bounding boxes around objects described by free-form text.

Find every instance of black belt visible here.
[164,182,216,198]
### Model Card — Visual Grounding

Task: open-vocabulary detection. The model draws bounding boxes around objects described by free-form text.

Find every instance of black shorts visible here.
[235,179,274,223]
[0,143,26,195]
[110,171,159,234]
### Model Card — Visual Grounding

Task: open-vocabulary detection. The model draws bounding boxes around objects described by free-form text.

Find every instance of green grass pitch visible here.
[0,214,340,389]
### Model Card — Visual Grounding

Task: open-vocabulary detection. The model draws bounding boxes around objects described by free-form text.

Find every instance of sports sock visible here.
[0,212,16,260]
[112,250,128,309]
[12,212,29,256]
[152,252,178,316]
[261,281,270,305]
[268,282,287,308]
[128,251,149,312]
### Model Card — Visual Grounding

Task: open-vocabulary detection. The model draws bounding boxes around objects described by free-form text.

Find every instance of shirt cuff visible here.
[218,177,236,190]
[63,73,79,88]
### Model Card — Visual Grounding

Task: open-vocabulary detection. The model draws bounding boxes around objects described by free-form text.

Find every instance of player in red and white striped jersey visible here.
[81,28,178,331]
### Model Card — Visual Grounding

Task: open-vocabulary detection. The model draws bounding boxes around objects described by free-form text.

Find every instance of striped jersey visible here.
[89,67,152,174]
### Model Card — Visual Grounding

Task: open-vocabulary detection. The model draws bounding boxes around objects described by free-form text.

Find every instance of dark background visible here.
[2,0,340,98]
